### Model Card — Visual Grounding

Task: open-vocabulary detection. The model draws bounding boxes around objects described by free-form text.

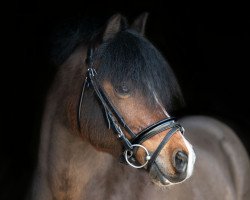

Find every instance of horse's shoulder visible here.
[179,115,248,156]
[180,115,250,199]
[180,115,239,141]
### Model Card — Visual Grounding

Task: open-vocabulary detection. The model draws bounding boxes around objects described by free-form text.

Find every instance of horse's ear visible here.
[131,12,149,35]
[103,13,127,41]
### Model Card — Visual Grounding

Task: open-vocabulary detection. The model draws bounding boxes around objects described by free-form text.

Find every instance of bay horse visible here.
[29,13,250,200]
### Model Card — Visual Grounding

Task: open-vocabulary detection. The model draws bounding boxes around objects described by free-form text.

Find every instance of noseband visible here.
[77,48,184,171]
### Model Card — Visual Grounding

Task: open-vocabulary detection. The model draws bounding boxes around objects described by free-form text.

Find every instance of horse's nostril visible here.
[173,151,188,174]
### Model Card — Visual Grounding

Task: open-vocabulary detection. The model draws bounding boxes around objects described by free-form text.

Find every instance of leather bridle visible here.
[77,48,185,171]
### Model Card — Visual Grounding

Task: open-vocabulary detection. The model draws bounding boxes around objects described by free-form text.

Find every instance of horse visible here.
[29,13,250,200]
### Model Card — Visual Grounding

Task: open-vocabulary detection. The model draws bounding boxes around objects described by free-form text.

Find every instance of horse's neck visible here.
[32,100,113,200]
[30,50,113,199]
[31,98,155,200]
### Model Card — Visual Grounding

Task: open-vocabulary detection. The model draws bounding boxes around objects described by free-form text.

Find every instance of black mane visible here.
[50,16,108,66]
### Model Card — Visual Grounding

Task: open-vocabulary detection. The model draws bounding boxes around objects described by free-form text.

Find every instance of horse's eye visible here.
[115,83,130,96]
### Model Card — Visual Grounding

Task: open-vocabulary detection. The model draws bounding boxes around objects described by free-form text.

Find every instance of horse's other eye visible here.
[115,83,130,96]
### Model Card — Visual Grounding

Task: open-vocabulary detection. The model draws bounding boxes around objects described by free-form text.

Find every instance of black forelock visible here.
[92,30,184,113]
[50,17,184,113]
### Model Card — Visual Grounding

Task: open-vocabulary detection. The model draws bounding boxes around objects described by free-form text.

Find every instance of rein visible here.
[77,48,184,171]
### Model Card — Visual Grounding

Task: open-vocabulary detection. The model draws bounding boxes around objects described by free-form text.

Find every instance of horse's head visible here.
[77,13,196,186]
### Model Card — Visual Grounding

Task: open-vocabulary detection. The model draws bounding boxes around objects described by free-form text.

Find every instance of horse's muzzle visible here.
[148,136,196,185]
